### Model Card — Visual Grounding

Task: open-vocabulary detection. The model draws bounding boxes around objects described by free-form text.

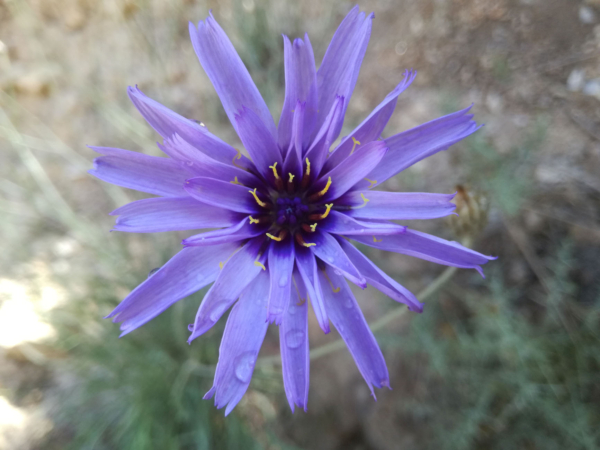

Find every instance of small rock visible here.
[583,78,600,99]
[567,68,586,92]
[580,5,596,24]
[14,73,51,97]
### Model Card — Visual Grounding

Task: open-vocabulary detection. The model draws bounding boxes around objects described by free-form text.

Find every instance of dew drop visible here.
[344,297,353,309]
[148,267,160,278]
[285,329,305,349]
[288,303,297,315]
[278,275,288,287]
[209,301,229,322]
[234,352,256,382]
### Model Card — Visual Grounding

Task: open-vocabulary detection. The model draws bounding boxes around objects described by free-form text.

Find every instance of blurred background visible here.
[1,0,599,448]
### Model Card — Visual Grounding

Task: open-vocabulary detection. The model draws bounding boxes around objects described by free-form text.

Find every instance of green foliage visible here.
[392,242,600,450]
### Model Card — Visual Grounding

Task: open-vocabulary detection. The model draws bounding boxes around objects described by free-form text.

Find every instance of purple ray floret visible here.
[90,5,495,415]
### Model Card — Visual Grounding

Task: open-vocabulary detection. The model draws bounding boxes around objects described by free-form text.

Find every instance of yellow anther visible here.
[219,262,224,269]
[304,158,311,178]
[364,178,377,188]
[350,136,361,155]
[232,148,246,170]
[323,271,340,293]
[303,242,316,248]
[310,223,317,232]
[373,236,383,243]
[254,260,266,270]
[288,173,295,183]
[351,193,370,210]
[266,233,283,242]
[249,216,260,224]
[321,203,333,219]
[269,162,280,180]
[311,177,332,199]
[297,296,306,306]
[230,176,243,186]
[249,188,269,208]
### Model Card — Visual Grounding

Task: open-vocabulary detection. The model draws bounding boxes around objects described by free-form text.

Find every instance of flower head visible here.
[90,6,494,415]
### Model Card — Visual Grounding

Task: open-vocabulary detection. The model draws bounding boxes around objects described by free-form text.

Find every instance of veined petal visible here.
[188,236,268,342]
[163,134,261,187]
[184,177,262,214]
[282,101,306,180]
[110,197,240,233]
[311,140,387,202]
[338,238,423,312]
[279,35,318,153]
[319,265,389,396]
[234,106,283,182]
[89,146,190,197]
[204,270,270,416]
[357,106,481,189]
[127,86,252,169]
[324,69,417,171]
[315,7,373,141]
[267,238,295,325]
[182,217,267,247]
[189,14,276,139]
[280,268,310,413]
[338,191,456,220]
[295,246,329,334]
[352,229,496,276]
[309,231,366,288]
[320,210,406,236]
[107,242,239,336]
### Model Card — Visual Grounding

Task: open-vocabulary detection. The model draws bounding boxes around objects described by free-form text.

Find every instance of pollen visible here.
[350,136,361,155]
[364,177,377,188]
[288,173,295,183]
[249,188,269,208]
[310,223,317,232]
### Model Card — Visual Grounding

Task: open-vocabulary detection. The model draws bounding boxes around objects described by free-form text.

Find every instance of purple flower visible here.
[90,6,494,415]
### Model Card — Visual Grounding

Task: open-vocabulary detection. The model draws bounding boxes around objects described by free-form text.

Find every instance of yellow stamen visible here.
[364,178,377,189]
[323,271,340,293]
[304,158,311,178]
[350,136,361,155]
[350,193,370,210]
[303,242,316,247]
[254,260,266,270]
[373,236,383,243]
[232,148,246,170]
[230,176,243,186]
[266,233,282,242]
[310,223,317,232]
[310,177,332,200]
[292,276,306,306]
[249,216,260,224]
[249,188,269,208]
[219,262,224,269]
[310,203,333,220]
[288,173,295,183]
[219,246,241,270]
[269,162,280,180]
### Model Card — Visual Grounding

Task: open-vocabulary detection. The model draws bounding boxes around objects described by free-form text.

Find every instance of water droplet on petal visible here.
[234,352,256,382]
[209,301,229,322]
[278,275,288,287]
[344,297,353,309]
[285,329,305,349]
[288,303,297,315]
[148,267,160,278]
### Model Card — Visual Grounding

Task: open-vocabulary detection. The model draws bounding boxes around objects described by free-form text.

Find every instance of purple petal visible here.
[163,134,261,187]
[352,228,496,275]
[127,86,252,169]
[319,265,390,396]
[182,217,267,246]
[338,238,423,312]
[311,140,387,202]
[234,106,283,182]
[295,246,329,334]
[267,237,295,325]
[324,69,416,171]
[315,7,373,142]
[107,242,239,336]
[304,95,344,178]
[357,106,481,189]
[280,268,309,412]
[282,101,306,180]
[110,197,241,233]
[184,176,262,214]
[189,14,276,140]
[188,236,268,342]
[319,210,406,236]
[279,35,318,154]
[309,231,366,288]
[338,191,457,220]
[205,270,270,416]
[89,147,190,197]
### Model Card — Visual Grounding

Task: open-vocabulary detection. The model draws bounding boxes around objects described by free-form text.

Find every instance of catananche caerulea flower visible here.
[90,6,494,415]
